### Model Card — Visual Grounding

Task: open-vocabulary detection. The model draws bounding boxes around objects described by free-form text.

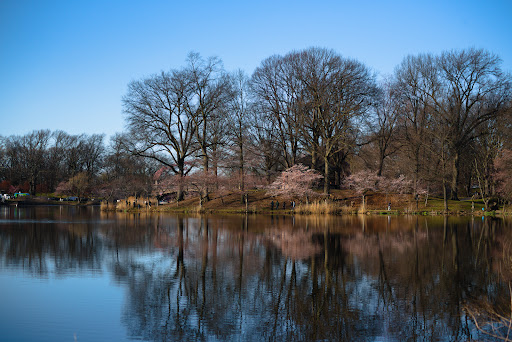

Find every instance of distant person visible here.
[275,200,279,209]
[388,203,391,211]
[283,202,286,209]
[270,200,274,210]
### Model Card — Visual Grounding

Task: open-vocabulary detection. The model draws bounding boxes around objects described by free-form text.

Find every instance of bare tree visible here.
[123,69,197,200]
[293,48,377,194]
[366,78,401,176]
[183,52,233,200]
[207,106,230,182]
[82,134,105,178]
[251,54,301,169]
[227,70,252,191]
[100,133,156,199]
[186,54,232,171]
[394,54,439,193]
[4,130,51,194]
[247,105,280,184]
[251,48,377,193]
[437,49,511,199]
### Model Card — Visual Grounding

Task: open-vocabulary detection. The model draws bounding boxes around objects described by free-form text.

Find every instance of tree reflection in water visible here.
[0,206,511,341]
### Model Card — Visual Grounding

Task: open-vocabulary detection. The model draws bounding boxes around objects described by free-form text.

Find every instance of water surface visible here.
[0,205,510,341]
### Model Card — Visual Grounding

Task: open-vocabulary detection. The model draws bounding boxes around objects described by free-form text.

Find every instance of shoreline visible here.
[4,192,510,217]
[99,205,509,217]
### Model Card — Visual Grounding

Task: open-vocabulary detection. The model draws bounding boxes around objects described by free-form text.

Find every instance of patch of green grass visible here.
[422,197,485,213]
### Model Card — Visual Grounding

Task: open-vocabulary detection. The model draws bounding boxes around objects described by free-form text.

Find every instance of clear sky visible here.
[1,0,511,140]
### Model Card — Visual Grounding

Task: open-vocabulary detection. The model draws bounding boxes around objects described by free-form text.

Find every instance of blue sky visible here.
[1,0,511,140]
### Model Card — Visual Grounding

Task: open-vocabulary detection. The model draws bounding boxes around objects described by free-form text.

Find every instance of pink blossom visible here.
[267,164,323,199]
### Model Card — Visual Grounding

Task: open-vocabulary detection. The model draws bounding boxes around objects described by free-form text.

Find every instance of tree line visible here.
[1,47,511,202]
[0,130,156,200]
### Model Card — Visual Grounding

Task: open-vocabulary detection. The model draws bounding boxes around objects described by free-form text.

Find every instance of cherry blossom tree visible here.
[153,162,196,201]
[267,164,323,202]
[379,174,416,208]
[55,172,89,200]
[55,181,71,196]
[416,186,430,207]
[390,175,413,194]
[186,171,219,207]
[343,171,381,209]
[345,171,421,210]
[153,171,184,201]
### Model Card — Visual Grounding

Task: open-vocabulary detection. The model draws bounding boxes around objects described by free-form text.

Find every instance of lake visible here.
[0,205,511,341]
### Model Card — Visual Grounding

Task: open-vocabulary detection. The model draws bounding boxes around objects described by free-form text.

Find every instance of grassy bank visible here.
[99,190,510,216]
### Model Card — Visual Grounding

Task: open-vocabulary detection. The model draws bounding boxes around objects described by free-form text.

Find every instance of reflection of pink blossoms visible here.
[267,164,323,199]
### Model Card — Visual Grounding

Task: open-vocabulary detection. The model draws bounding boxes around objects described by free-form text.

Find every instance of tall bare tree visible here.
[186,53,232,170]
[82,134,105,178]
[251,55,301,169]
[186,52,233,200]
[394,54,439,193]
[228,70,252,191]
[292,48,377,194]
[251,48,376,193]
[248,104,281,183]
[123,69,197,200]
[4,130,51,194]
[435,48,512,199]
[365,78,401,176]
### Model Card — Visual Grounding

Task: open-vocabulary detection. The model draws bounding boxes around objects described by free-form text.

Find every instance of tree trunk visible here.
[177,160,185,201]
[323,156,330,195]
[450,150,460,200]
[443,180,449,212]
[212,145,219,190]
[202,153,210,202]
[29,171,38,195]
[29,180,36,195]
[239,143,244,191]
[413,147,420,195]
[377,151,385,177]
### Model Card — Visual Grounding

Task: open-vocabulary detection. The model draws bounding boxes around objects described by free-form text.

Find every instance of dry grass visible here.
[101,196,158,212]
[295,201,338,214]
[100,201,109,211]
